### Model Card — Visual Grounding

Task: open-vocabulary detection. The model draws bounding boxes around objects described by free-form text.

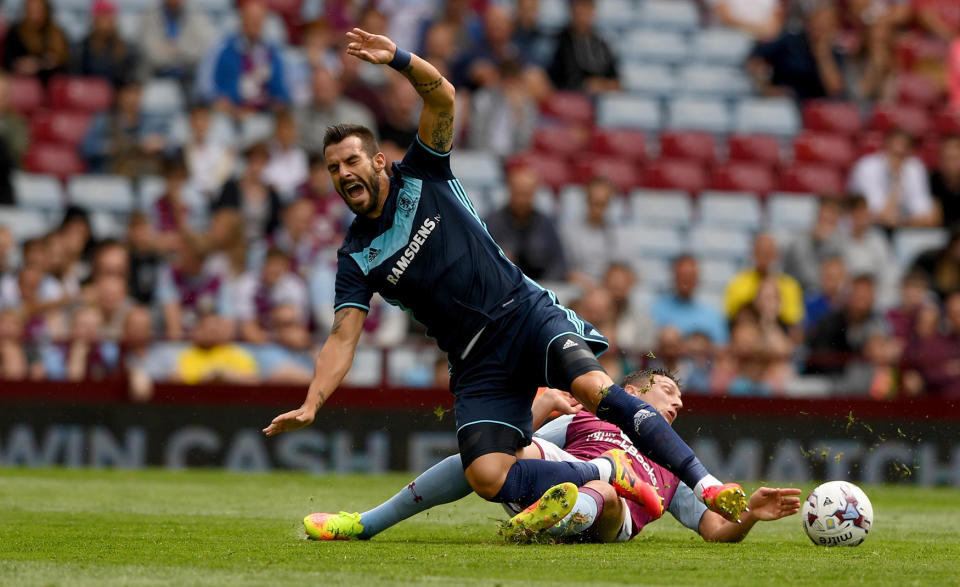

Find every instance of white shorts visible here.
[500,438,632,543]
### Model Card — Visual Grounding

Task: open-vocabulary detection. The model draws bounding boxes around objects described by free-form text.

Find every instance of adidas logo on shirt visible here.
[562,339,578,350]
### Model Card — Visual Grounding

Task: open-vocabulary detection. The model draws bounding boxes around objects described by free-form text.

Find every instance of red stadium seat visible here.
[9,76,44,114]
[894,34,947,72]
[48,76,114,112]
[30,111,93,146]
[589,128,647,162]
[801,100,862,135]
[574,155,642,192]
[727,134,782,167]
[778,163,844,195]
[23,144,86,178]
[919,136,941,169]
[540,91,594,125]
[857,131,885,156]
[642,159,707,194]
[710,162,775,195]
[659,131,717,166]
[894,73,942,108]
[532,125,589,159]
[793,132,856,169]
[936,107,960,135]
[507,152,573,191]
[868,104,931,137]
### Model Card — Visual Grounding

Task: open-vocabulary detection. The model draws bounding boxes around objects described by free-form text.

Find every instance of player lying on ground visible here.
[305,369,802,543]
[263,28,747,523]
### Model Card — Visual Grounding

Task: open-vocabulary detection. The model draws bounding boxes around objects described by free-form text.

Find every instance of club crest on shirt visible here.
[397,192,416,215]
[367,248,381,263]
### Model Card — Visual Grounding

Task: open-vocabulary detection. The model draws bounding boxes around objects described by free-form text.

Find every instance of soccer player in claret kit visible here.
[263,28,748,534]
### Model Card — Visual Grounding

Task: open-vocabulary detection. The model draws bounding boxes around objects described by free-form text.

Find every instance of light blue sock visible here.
[546,486,603,536]
[357,454,472,539]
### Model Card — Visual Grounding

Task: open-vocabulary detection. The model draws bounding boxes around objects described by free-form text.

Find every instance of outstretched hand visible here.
[263,406,316,437]
[344,28,398,65]
[748,487,802,521]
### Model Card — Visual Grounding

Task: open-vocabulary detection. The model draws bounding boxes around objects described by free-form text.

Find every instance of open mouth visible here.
[343,181,366,200]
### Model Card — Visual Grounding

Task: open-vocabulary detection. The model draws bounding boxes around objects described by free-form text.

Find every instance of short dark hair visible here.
[621,368,680,391]
[322,124,379,160]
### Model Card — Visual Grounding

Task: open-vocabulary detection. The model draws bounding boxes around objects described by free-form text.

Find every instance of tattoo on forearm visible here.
[431,111,454,152]
[330,308,353,335]
[401,65,443,95]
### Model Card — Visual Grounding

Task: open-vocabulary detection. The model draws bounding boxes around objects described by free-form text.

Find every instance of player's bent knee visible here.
[546,334,605,392]
[464,453,515,500]
[584,480,619,507]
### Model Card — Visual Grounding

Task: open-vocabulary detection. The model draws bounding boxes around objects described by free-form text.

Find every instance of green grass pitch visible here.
[1,468,958,586]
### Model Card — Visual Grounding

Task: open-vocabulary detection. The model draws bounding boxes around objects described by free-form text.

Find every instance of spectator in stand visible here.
[782,197,845,293]
[296,66,377,155]
[913,0,960,40]
[885,269,935,352]
[719,310,777,397]
[126,212,165,305]
[709,0,784,41]
[55,207,95,288]
[39,305,120,381]
[512,0,554,68]
[138,0,216,81]
[78,0,138,87]
[296,154,349,250]
[652,254,728,345]
[264,110,308,201]
[845,0,913,100]
[90,272,133,341]
[80,81,167,177]
[0,308,28,380]
[930,136,960,230]
[571,286,626,381]
[833,325,899,398]
[122,305,180,401]
[299,19,339,73]
[604,262,656,354]
[724,233,805,329]
[249,303,314,384]
[803,255,849,331]
[0,72,29,167]
[847,130,940,228]
[181,102,235,199]
[0,227,13,277]
[901,292,960,398]
[806,274,887,375]
[748,277,798,385]
[377,73,420,153]
[202,0,290,113]
[843,194,896,299]
[1,0,68,82]
[156,238,228,340]
[910,229,960,300]
[548,0,620,93]
[467,59,538,156]
[234,247,308,344]
[271,198,323,273]
[213,142,282,241]
[747,2,845,103]
[421,22,459,79]
[678,331,716,394]
[561,176,623,286]
[485,164,567,282]
[452,4,522,90]
[152,155,206,249]
[174,312,257,385]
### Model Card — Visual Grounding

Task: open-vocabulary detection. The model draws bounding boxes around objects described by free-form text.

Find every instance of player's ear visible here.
[373,152,386,172]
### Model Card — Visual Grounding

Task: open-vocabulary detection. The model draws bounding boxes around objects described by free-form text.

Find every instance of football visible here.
[802,481,874,546]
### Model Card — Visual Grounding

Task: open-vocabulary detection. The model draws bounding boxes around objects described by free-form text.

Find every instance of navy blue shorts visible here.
[450,292,609,442]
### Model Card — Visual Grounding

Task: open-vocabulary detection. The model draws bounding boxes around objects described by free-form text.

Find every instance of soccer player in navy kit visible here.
[263,28,747,534]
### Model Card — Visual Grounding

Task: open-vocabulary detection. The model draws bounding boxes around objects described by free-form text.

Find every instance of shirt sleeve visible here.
[397,136,454,182]
[533,414,574,448]
[903,158,934,217]
[334,249,374,313]
[667,482,709,532]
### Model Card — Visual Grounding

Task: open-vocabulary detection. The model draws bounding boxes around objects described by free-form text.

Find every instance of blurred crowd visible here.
[1,0,960,400]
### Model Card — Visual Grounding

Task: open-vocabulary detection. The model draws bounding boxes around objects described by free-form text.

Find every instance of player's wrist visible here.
[388,45,411,71]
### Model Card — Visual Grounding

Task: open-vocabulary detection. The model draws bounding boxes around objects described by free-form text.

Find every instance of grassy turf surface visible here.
[1,468,958,586]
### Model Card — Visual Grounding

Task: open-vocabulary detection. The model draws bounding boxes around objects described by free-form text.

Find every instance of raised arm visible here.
[344,28,456,153]
[263,307,366,436]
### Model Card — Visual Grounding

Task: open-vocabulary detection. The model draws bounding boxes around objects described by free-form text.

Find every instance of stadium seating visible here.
[615,225,685,260]
[676,65,751,99]
[868,104,932,137]
[659,131,717,166]
[643,159,708,193]
[687,225,752,261]
[67,175,135,214]
[630,189,694,227]
[29,110,93,146]
[666,97,731,134]
[691,28,754,65]
[893,228,949,266]
[540,91,594,125]
[792,132,857,169]
[90,211,126,239]
[506,152,572,191]
[726,134,782,167]
[594,0,638,31]
[589,129,647,162]
[342,346,383,387]
[9,76,44,115]
[137,175,167,211]
[936,107,960,135]
[575,156,643,192]
[12,172,64,219]
[620,29,689,65]
[709,162,775,195]
[141,79,186,118]
[734,98,801,137]
[801,100,862,135]
[697,191,763,230]
[534,0,570,31]
[22,144,86,178]
[894,73,942,109]
[48,76,113,112]
[697,258,740,289]
[558,185,587,223]
[620,63,677,97]
[451,151,504,190]
[639,0,700,33]
[778,163,845,194]
[766,193,820,232]
[532,125,588,159]
[0,207,50,242]
[596,94,661,130]
[632,257,671,291]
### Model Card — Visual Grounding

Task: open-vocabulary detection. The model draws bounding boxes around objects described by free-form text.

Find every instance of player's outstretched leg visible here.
[701,483,749,522]
[601,449,663,519]
[304,511,364,540]
[501,482,578,542]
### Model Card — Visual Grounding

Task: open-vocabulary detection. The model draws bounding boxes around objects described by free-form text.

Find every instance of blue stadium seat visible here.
[534,188,557,217]
[387,346,440,387]
[536,0,570,31]
[620,29,689,65]
[766,193,819,232]
[137,175,166,211]
[452,151,503,191]
[142,79,186,118]
[558,185,587,224]
[697,191,763,230]
[90,211,125,239]
[691,28,754,65]
[343,345,383,387]
[621,63,677,98]
[697,257,740,289]
[633,257,671,291]
[629,189,693,227]
[54,10,90,43]
[13,172,64,219]
[595,0,640,31]
[640,0,700,33]
[67,175,135,214]
[615,225,685,260]
[687,225,751,261]
[238,113,276,146]
[0,207,50,242]
[117,10,142,43]
[894,228,949,266]
[666,97,731,134]
[734,98,801,137]
[596,95,661,130]
[676,65,752,99]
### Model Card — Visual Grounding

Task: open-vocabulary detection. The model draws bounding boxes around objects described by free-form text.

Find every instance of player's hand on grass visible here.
[344,28,397,65]
[747,487,802,521]
[263,406,315,437]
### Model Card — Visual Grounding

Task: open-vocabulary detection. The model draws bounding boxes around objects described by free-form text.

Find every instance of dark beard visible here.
[341,171,382,217]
